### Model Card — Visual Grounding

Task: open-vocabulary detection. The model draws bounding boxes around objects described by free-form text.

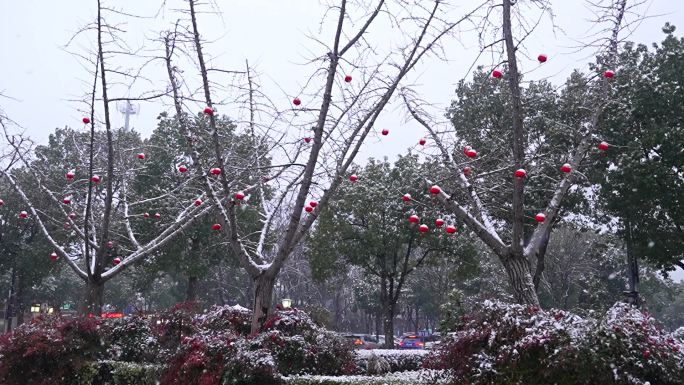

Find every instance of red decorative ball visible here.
[429,185,441,195]
[514,169,527,178]
[304,137,311,143]
[598,141,609,151]
[537,54,548,63]
[419,138,426,146]
[50,252,59,261]
[137,153,145,160]
[154,213,161,219]
[66,171,75,180]
[418,224,429,233]
[309,201,318,208]
[68,212,77,219]
[349,174,358,183]
[408,214,420,224]
[212,223,222,231]
[210,168,222,175]
[604,70,615,78]
[445,225,457,234]
[305,206,313,213]
[463,167,471,176]
[560,163,572,173]
[293,97,301,106]
[402,194,411,202]
[463,145,472,155]
[492,70,503,79]
[234,192,245,200]
[178,165,188,173]
[465,149,478,158]
[535,213,546,223]
[143,212,150,218]
[203,107,214,115]
[82,117,91,124]
[91,175,101,183]
[381,129,389,136]
[642,349,650,359]
[112,257,121,266]
[435,218,445,227]
[63,197,71,205]
[344,75,352,83]
[19,211,28,219]
[0,199,4,206]
[194,198,203,206]
[107,241,114,249]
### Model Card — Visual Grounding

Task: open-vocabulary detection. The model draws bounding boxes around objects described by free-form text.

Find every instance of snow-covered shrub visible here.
[105,314,160,362]
[356,350,428,374]
[195,304,252,336]
[76,361,160,385]
[154,301,198,357]
[0,316,104,385]
[426,301,684,385]
[365,352,391,375]
[259,309,357,376]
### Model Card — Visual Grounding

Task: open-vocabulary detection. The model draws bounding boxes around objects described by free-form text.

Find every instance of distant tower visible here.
[117,101,139,130]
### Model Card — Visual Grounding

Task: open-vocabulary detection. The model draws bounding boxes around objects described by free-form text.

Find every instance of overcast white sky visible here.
[0,0,682,280]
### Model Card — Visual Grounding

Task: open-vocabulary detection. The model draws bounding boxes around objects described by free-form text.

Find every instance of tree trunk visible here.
[185,275,198,302]
[532,231,550,290]
[82,280,105,315]
[383,301,395,348]
[501,253,540,306]
[251,273,275,333]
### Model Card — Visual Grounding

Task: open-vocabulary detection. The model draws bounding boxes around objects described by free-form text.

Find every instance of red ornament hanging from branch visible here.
[445,225,457,234]
[408,214,420,224]
[418,224,429,233]
[560,163,572,173]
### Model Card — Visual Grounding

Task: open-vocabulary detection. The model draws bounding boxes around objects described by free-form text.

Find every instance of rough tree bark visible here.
[251,273,276,332]
[83,279,105,315]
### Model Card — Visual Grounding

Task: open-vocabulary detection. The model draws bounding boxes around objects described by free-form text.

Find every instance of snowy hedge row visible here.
[425,301,684,385]
[355,349,428,374]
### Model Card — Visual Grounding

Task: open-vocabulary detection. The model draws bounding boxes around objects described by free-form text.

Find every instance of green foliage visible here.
[595,24,684,272]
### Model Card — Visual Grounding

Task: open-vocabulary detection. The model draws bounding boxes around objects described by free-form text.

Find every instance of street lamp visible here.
[281,298,292,309]
[30,304,41,313]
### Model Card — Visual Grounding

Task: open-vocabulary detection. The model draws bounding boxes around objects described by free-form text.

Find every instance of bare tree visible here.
[0,0,210,314]
[403,0,633,305]
[161,0,490,331]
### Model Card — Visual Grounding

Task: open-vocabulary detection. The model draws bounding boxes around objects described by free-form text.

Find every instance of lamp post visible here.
[30,304,41,313]
[281,298,292,309]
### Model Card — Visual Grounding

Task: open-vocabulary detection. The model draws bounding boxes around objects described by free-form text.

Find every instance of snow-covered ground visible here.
[284,369,446,384]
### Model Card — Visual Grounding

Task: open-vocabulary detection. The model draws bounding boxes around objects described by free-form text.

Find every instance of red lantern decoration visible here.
[91,175,101,183]
[560,163,572,173]
[465,149,477,158]
[418,224,429,233]
[429,185,441,195]
[537,54,548,63]
[514,169,527,178]
[235,191,245,200]
[212,223,222,231]
[435,218,445,227]
[50,252,59,261]
[445,225,457,234]
[107,241,114,249]
[82,117,90,124]
[154,213,161,219]
[304,137,311,143]
[419,138,426,146]
[293,97,301,106]
[178,165,188,173]
[66,171,75,180]
[463,145,472,155]
[112,257,121,266]
[63,197,71,205]
[603,70,615,78]
[64,222,71,229]
[309,201,318,208]
[69,212,77,219]
[349,174,358,183]
[194,198,202,206]
[305,206,313,213]
[492,70,503,79]
[210,168,222,175]
[463,167,471,176]
[381,129,389,136]
[598,141,609,151]
[0,199,4,206]
[344,75,352,83]
[137,153,145,160]
[535,213,546,223]
[19,211,28,219]
[203,107,214,115]
[642,349,650,359]
[143,212,150,218]
[402,194,411,202]
[408,214,420,224]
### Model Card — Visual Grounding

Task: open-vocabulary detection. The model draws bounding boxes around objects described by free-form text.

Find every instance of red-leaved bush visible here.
[425,301,684,385]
